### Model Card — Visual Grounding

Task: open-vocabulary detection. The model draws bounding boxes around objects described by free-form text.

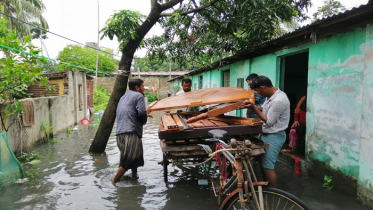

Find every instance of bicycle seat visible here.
[208,129,228,140]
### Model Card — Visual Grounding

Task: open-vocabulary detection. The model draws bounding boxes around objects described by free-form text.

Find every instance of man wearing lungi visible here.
[244,76,290,188]
[113,78,148,184]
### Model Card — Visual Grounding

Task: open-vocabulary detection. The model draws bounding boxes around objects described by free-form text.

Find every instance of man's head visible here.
[246,73,259,86]
[249,76,274,97]
[181,78,192,92]
[129,78,145,94]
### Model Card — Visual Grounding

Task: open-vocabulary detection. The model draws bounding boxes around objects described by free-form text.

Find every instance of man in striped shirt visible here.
[244,76,290,188]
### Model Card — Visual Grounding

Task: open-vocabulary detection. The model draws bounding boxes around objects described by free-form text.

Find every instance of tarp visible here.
[0,132,24,186]
[147,87,254,113]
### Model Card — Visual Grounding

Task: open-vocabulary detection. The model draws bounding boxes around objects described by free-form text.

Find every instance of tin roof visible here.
[131,71,189,76]
[169,3,372,82]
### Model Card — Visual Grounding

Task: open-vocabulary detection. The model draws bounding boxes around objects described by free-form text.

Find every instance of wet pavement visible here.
[0,113,370,210]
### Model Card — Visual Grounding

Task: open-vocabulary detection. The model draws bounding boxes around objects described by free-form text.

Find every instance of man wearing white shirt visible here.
[176,78,199,112]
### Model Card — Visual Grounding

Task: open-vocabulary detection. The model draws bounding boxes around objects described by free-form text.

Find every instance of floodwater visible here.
[0,113,370,210]
[0,113,212,210]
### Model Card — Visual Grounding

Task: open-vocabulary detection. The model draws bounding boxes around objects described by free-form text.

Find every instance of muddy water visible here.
[0,113,213,210]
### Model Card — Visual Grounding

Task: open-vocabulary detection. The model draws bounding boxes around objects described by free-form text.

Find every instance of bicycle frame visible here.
[211,138,269,210]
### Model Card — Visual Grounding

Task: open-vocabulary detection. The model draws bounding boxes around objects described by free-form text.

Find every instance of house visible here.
[97,71,188,99]
[27,71,94,111]
[169,3,373,207]
[2,70,91,152]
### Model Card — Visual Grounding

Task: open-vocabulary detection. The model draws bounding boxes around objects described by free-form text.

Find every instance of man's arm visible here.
[263,101,285,126]
[136,95,148,125]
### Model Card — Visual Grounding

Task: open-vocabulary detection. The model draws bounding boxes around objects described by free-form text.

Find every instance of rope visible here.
[209,148,237,157]
[214,143,228,180]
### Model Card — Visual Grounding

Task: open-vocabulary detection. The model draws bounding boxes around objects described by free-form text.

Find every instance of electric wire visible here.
[0,11,122,59]
[0,43,111,76]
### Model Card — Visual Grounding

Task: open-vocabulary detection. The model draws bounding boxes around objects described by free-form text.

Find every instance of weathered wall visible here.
[307,28,365,195]
[97,76,173,99]
[4,71,88,152]
[357,24,373,207]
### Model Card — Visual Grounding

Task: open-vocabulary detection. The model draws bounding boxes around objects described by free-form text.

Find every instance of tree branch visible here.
[161,0,220,16]
[159,0,184,11]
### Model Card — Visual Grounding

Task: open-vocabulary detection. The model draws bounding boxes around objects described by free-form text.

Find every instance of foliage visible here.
[40,120,54,142]
[313,0,346,21]
[30,22,48,39]
[23,165,39,185]
[100,10,147,50]
[145,92,157,103]
[57,45,118,76]
[142,0,311,68]
[133,56,193,71]
[323,175,333,190]
[0,19,49,131]
[40,60,59,73]
[93,85,110,111]
[17,150,40,163]
[0,0,48,39]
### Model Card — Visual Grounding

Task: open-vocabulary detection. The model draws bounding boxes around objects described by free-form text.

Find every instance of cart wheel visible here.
[163,154,169,183]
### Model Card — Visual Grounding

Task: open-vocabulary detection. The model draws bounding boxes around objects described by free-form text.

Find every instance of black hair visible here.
[181,78,192,84]
[250,76,273,89]
[246,73,258,81]
[128,78,144,90]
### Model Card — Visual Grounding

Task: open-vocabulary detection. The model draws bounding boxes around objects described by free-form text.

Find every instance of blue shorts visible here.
[260,131,286,169]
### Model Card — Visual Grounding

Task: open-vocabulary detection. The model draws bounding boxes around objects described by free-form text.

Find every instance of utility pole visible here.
[95,0,100,83]
[40,0,43,56]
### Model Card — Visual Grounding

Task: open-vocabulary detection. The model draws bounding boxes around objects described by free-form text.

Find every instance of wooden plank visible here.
[209,119,229,126]
[186,101,244,123]
[179,114,195,129]
[209,116,263,126]
[171,113,186,131]
[191,120,206,128]
[161,112,179,131]
[200,119,217,127]
[159,122,165,131]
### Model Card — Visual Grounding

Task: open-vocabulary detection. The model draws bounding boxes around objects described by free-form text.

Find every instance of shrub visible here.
[94,86,110,111]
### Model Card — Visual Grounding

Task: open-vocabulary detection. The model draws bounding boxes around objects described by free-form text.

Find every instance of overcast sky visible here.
[39,0,369,59]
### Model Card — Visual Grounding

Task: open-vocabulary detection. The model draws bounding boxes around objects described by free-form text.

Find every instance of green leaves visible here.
[144,0,311,69]
[100,10,146,50]
[57,44,118,76]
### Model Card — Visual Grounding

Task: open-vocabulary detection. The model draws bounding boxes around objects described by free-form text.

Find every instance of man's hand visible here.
[239,99,255,109]
[291,121,300,128]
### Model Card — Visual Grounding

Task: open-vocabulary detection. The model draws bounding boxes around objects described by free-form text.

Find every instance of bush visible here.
[145,92,157,103]
[94,86,110,111]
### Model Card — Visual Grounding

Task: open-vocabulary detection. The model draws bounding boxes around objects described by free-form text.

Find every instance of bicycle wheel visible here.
[221,187,310,210]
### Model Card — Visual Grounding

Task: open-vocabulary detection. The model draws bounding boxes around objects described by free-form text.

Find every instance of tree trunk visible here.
[88,73,129,153]
[89,0,172,153]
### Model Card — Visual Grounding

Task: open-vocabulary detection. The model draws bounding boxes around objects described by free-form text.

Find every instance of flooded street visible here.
[0,113,370,210]
[0,113,212,210]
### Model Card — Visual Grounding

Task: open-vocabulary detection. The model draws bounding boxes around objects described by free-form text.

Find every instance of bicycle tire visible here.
[221,187,310,210]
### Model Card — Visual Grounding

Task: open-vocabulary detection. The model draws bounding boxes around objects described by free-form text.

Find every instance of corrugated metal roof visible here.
[169,3,372,82]
[130,71,189,76]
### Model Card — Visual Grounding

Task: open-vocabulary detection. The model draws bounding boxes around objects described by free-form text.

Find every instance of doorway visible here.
[280,51,309,155]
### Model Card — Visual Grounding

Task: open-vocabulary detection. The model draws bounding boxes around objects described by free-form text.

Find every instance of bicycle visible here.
[206,129,310,210]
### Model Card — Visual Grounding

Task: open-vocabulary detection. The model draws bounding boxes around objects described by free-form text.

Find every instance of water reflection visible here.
[0,113,214,210]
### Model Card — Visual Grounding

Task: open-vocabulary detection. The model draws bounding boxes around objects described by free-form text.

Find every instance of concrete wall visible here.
[97,75,175,99]
[4,70,88,153]
[172,25,373,207]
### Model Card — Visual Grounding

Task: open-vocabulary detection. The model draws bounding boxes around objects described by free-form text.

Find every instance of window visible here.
[78,84,82,111]
[237,78,244,88]
[199,75,203,89]
[222,70,230,87]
